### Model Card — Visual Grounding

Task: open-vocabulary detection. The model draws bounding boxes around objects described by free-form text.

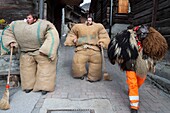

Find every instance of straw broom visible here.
[0,47,13,110]
[101,46,112,81]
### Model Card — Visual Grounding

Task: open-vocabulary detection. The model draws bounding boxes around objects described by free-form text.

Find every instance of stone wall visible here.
[0,30,20,76]
[0,55,20,75]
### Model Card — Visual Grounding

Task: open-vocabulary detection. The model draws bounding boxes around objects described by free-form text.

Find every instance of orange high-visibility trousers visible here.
[126,71,146,110]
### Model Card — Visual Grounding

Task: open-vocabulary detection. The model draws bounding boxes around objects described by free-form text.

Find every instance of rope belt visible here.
[76,44,98,49]
[82,44,93,49]
[75,44,100,52]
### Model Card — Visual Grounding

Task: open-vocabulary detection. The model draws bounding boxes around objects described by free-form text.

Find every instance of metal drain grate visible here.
[47,109,95,113]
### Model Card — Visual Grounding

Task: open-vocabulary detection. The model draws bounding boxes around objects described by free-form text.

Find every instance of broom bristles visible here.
[103,73,112,81]
[0,89,10,110]
[0,47,13,110]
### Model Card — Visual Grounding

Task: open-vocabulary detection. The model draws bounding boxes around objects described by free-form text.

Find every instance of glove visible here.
[99,42,104,48]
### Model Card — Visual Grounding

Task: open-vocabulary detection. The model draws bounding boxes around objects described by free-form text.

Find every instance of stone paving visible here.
[0,37,170,113]
[31,38,170,113]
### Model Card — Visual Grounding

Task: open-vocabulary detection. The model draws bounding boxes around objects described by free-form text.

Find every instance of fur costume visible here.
[142,27,168,60]
[107,29,138,65]
[108,25,168,77]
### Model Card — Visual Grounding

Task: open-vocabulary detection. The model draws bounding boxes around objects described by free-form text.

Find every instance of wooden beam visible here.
[151,0,158,27]
[157,27,170,35]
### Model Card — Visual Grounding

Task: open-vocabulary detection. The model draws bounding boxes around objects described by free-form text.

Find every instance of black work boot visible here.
[131,109,138,113]
[74,76,84,80]
[24,89,33,93]
[87,79,101,83]
[42,90,48,95]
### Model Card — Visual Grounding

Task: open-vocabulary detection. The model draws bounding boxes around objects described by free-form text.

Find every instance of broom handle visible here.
[7,47,13,85]
[101,46,106,73]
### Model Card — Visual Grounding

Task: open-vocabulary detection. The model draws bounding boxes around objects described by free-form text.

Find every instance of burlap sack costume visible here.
[64,22,110,81]
[1,19,60,92]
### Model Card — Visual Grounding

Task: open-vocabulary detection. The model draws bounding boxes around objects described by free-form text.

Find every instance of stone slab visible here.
[50,111,90,113]
[40,99,113,113]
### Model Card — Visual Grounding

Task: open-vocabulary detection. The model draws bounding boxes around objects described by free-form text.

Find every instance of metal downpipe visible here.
[39,0,44,19]
[109,0,113,38]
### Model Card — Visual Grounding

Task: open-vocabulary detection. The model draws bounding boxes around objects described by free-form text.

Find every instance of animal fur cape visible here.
[142,27,168,60]
[107,30,138,64]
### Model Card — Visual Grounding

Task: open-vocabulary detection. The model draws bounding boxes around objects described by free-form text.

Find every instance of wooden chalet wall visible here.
[89,0,132,28]
[0,0,37,28]
[89,0,109,27]
[65,5,86,23]
[46,0,83,37]
[130,0,170,47]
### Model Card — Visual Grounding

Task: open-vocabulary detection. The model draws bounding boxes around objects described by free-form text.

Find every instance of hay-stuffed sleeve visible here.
[97,24,110,49]
[39,21,60,61]
[1,22,18,55]
[64,25,77,46]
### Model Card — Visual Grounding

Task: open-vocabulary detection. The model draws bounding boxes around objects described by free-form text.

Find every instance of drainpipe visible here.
[61,8,65,36]
[39,0,44,19]
[109,0,113,38]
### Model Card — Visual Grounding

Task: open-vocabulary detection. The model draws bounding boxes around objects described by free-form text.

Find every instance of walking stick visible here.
[0,47,13,110]
[101,46,112,81]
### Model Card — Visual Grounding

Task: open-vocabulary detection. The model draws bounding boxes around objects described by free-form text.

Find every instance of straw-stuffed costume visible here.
[1,19,60,92]
[107,25,168,110]
[64,22,110,81]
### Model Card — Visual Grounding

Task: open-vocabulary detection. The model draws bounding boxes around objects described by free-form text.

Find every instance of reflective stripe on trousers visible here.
[126,71,146,109]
